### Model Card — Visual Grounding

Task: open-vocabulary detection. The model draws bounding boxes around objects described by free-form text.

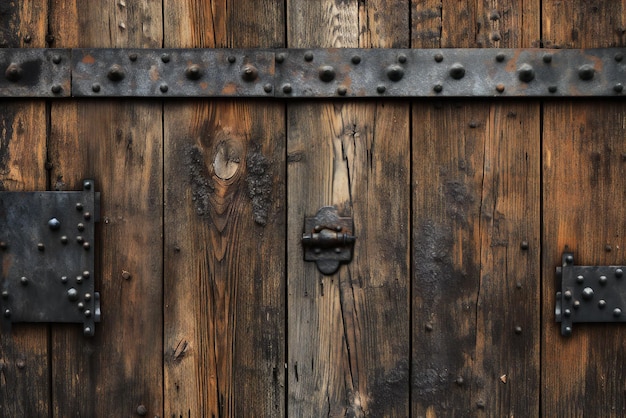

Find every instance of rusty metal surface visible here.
[72,48,275,97]
[0,180,101,336]
[556,252,626,337]
[0,49,71,97]
[0,48,624,97]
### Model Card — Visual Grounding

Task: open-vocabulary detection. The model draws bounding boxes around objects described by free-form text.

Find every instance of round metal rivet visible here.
[185,64,202,80]
[84,293,92,301]
[517,64,535,82]
[520,241,529,250]
[227,56,236,63]
[276,53,286,64]
[241,65,258,82]
[76,236,84,243]
[61,276,68,284]
[4,309,10,318]
[128,53,137,61]
[398,54,407,63]
[564,309,571,317]
[282,84,292,94]
[434,53,444,63]
[615,53,624,62]
[386,64,404,82]
[51,84,62,94]
[573,300,581,309]
[91,83,101,93]
[67,288,78,301]
[304,51,314,62]
[48,218,61,230]
[433,84,443,93]
[107,64,125,81]
[84,309,91,318]
[496,84,505,93]
[83,271,90,279]
[84,327,92,336]
[5,63,22,82]
[576,275,584,284]
[37,243,45,251]
[548,86,557,93]
[376,85,386,94]
[425,323,433,332]
[516,282,522,289]
[77,302,84,311]
[514,326,522,334]
[582,287,594,300]
[599,275,608,285]
[76,203,83,211]
[337,86,347,96]
[565,254,574,264]
[564,290,572,300]
[52,55,62,64]
[61,236,68,244]
[449,63,465,80]
[614,308,622,317]
[1,290,8,299]
[563,326,572,336]
[77,223,85,232]
[543,53,553,63]
[351,55,361,64]
[160,83,169,93]
[0,242,6,250]
[495,52,506,62]
[614,84,624,93]
[318,65,336,82]
[23,35,31,43]
[76,275,83,284]
[578,64,595,81]
[161,53,170,63]
[84,212,91,221]
[263,83,273,93]
[616,268,623,278]
[598,300,606,309]
[137,405,147,416]
[83,181,91,190]
[83,242,90,250]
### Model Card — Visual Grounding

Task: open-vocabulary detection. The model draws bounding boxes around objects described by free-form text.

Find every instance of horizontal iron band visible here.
[1,48,625,98]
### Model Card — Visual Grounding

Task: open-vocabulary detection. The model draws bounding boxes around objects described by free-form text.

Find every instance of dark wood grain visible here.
[0,2,49,417]
[542,2,626,416]
[411,1,541,416]
[48,1,164,417]
[163,1,285,416]
[287,1,410,416]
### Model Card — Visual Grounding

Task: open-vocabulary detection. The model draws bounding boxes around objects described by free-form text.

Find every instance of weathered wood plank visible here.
[163,1,285,416]
[48,1,163,417]
[0,2,49,417]
[542,2,626,416]
[287,1,410,416]
[411,1,541,416]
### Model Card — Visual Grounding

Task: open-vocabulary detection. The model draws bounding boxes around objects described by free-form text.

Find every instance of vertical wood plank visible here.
[48,1,163,417]
[542,2,626,416]
[0,2,49,417]
[411,1,541,416]
[287,1,410,416]
[163,1,286,417]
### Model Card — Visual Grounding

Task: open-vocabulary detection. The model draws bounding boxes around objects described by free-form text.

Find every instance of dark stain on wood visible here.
[0,1,19,47]
[187,145,215,217]
[0,107,15,191]
[246,149,272,226]
[444,180,474,224]
[368,359,410,417]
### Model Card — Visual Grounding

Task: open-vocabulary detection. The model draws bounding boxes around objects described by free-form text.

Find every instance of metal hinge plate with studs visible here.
[556,252,626,336]
[0,180,101,337]
[301,206,356,275]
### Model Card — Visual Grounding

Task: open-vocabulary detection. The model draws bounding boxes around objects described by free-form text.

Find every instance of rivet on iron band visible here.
[598,300,606,309]
[599,275,608,285]
[84,212,91,221]
[576,275,584,284]
[495,52,506,62]
[564,290,572,300]
[614,84,623,93]
[76,203,83,211]
[84,327,92,336]
[92,83,101,93]
[582,287,594,300]
[263,83,273,93]
[517,64,535,82]
[37,243,45,251]
[337,86,347,96]
[241,65,258,82]
[514,326,522,334]
[573,300,580,309]
[4,309,10,318]
[83,242,90,250]
[1,291,8,299]
[496,84,505,93]
[0,242,6,250]
[160,84,168,93]
[128,53,138,61]
[84,309,92,318]
[161,53,170,63]
[76,275,83,284]
[276,53,286,63]
[282,84,292,94]
[449,63,465,80]
[398,54,407,63]
[84,293,92,301]
[565,254,574,264]
[228,56,236,63]
[76,236,84,243]
[185,64,202,80]
[52,55,62,64]
[48,218,61,230]
[107,64,125,82]
[614,308,622,317]
[61,236,68,244]
[304,51,314,62]
[542,53,552,63]
[5,63,22,82]
[83,181,92,190]
[563,326,572,336]
[376,85,386,94]
[77,302,84,311]
[615,53,624,62]
[434,53,443,63]
[433,84,443,93]
[616,268,624,278]
[563,309,571,317]
[61,276,68,284]
[318,65,335,82]
[67,288,78,301]
[386,65,404,82]
[548,86,557,93]
[51,84,62,94]
[351,55,361,64]
[20,276,28,285]
[578,64,595,81]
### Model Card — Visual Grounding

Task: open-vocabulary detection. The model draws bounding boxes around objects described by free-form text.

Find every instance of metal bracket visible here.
[1,48,624,98]
[301,206,356,275]
[0,180,101,337]
[556,252,626,337]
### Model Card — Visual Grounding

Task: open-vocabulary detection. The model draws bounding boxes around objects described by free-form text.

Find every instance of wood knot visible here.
[213,140,242,180]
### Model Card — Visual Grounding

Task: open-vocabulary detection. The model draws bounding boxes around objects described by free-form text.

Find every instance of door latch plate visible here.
[301,206,356,275]
[556,252,626,336]
[0,180,101,336]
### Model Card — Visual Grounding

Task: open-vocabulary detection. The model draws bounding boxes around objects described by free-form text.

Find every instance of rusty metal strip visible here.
[0,49,71,97]
[0,48,624,98]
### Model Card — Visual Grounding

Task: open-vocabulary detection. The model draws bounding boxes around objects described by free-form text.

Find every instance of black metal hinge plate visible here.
[0,180,101,336]
[556,252,626,337]
[1,48,624,98]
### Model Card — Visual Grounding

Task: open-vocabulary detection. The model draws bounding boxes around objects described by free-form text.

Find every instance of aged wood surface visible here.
[287,1,410,417]
[0,2,49,417]
[163,1,286,417]
[542,1,626,416]
[411,1,541,416]
[48,1,163,417]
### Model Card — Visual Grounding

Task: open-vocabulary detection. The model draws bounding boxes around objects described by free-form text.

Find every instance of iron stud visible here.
[318,65,336,82]
[548,86,557,93]
[542,53,553,63]
[76,236,84,243]
[161,53,170,63]
[48,218,61,230]
[77,223,85,231]
[276,53,286,63]
[386,64,404,82]
[564,309,571,317]
[83,181,91,190]
[449,63,465,80]
[614,84,623,93]
[582,287,594,300]
[77,302,84,311]
[67,288,78,301]
[520,241,529,250]
[263,83,273,93]
[84,293,92,301]
[137,405,147,416]
[4,309,10,318]
[84,309,91,318]
[84,212,91,221]
[616,268,623,278]
[241,65,258,82]
[376,85,386,94]
[495,52,506,62]
[578,64,595,81]
[76,275,83,284]
[23,35,31,43]
[337,86,347,96]
[83,271,90,279]
[517,64,535,82]
[282,84,292,94]
[425,323,433,332]
[615,53,624,62]
[83,242,90,250]
[1,291,8,299]
[76,203,83,211]
[351,55,361,64]
[52,55,62,64]
[51,84,62,94]
[599,275,608,285]
[614,308,622,317]
[434,53,443,62]
[37,243,45,251]
[160,83,168,93]
[496,84,505,93]
[61,276,68,284]
[84,327,92,336]
[598,300,606,309]
[433,84,443,93]
[185,64,202,80]
[92,83,101,93]
[576,275,584,284]
[5,63,22,82]
[60,236,68,244]
[398,54,407,63]
[573,300,581,309]
[107,64,125,82]
[227,56,236,63]
[128,53,138,61]
[304,51,314,62]
[565,254,574,264]
[563,326,572,336]
[564,290,572,299]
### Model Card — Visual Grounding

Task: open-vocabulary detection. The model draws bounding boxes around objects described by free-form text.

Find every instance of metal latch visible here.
[0,180,101,337]
[556,252,626,336]
[301,206,356,275]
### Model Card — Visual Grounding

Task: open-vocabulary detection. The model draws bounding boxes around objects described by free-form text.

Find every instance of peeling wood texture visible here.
[48,1,164,417]
[163,1,285,417]
[287,1,410,417]
[0,2,49,417]
[542,1,626,417]
[412,1,541,416]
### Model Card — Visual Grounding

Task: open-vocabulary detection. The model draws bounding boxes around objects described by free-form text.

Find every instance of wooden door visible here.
[0,1,625,417]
